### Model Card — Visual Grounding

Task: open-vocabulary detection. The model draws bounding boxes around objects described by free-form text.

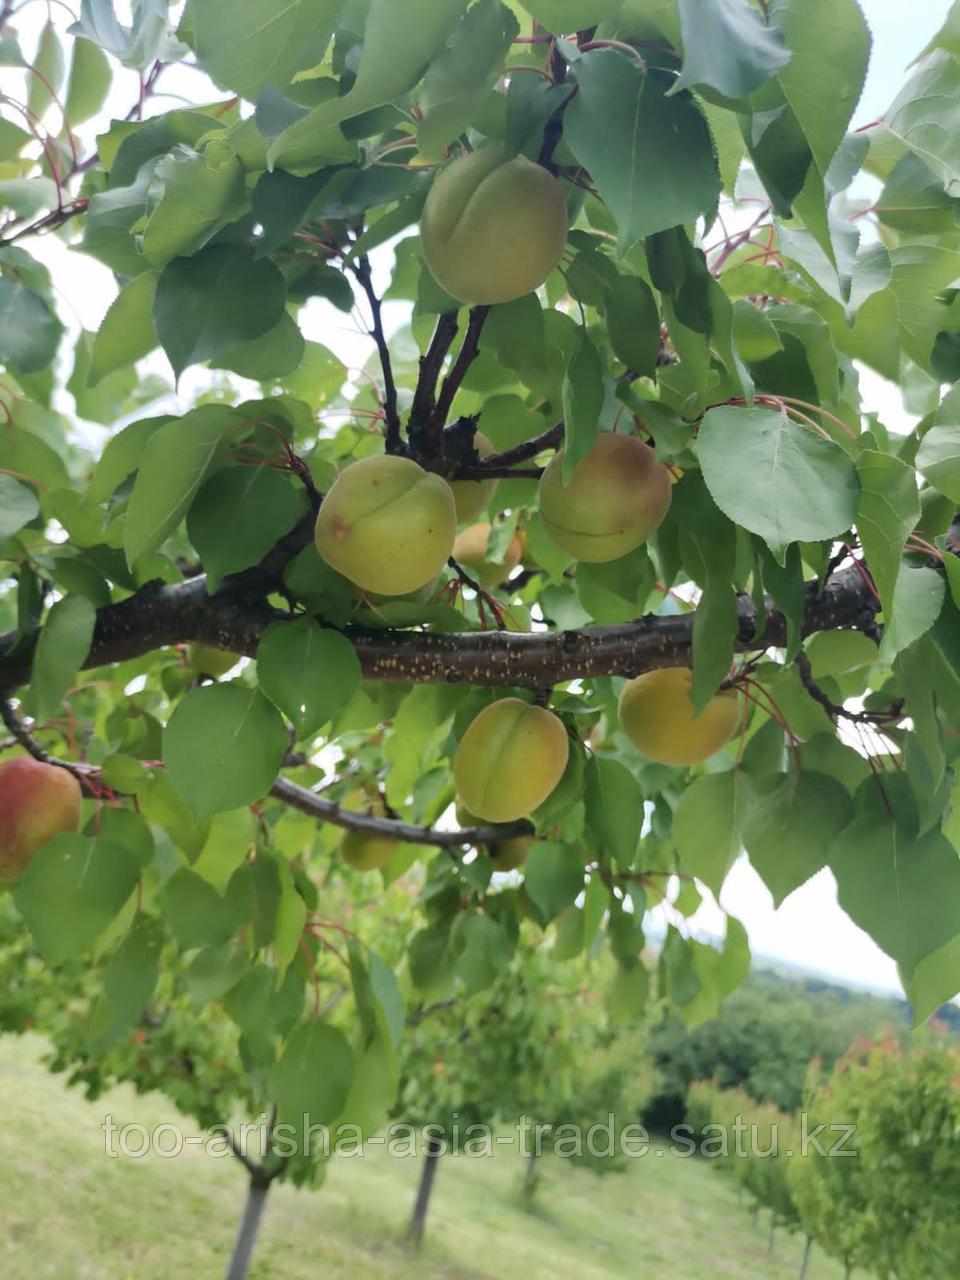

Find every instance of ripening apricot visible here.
[538,434,671,563]
[0,758,83,885]
[450,432,498,523]
[618,668,741,767]
[315,455,456,596]
[340,829,398,871]
[420,145,567,305]
[454,698,569,823]
[452,521,523,589]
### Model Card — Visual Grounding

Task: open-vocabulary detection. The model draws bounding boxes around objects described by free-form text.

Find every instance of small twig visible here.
[477,421,564,471]
[350,256,401,452]
[408,311,460,456]
[270,775,532,846]
[0,698,102,796]
[432,305,490,434]
[794,653,904,727]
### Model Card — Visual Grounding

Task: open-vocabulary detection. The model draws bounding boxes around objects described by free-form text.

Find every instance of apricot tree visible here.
[0,0,959,1245]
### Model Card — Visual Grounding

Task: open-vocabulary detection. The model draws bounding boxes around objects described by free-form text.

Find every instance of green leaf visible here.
[268,0,469,167]
[696,405,859,560]
[673,770,749,898]
[904,933,960,1024]
[164,683,289,817]
[879,566,946,665]
[27,22,64,121]
[13,835,140,964]
[88,914,163,1049]
[271,1020,354,1134]
[209,312,305,381]
[884,52,960,197]
[0,279,63,373]
[831,816,960,978]
[673,0,790,100]
[88,414,168,504]
[917,426,960,504]
[454,913,513,993]
[153,244,287,379]
[79,159,157,275]
[0,475,39,540]
[64,32,112,125]
[124,404,237,566]
[565,53,721,252]
[186,465,306,591]
[855,450,921,616]
[417,0,519,160]
[561,331,603,478]
[160,867,245,949]
[27,595,96,722]
[770,0,870,182]
[522,842,585,925]
[604,274,660,379]
[141,145,249,266]
[185,0,343,101]
[88,271,159,387]
[584,756,644,866]
[743,771,852,906]
[257,618,362,739]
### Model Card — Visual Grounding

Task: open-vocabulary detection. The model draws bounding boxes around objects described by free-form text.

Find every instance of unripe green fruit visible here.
[450,432,498,523]
[454,698,569,823]
[618,668,741,767]
[455,803,531,869]
[314,455,457,596]
[538,434,671,563]
[340,829,398,871]
[0,758,83,885]
[452,522,523,589]
[421,145,567,305]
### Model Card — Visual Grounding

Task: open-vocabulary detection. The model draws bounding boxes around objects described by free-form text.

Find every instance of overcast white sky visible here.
[6,0,953,997]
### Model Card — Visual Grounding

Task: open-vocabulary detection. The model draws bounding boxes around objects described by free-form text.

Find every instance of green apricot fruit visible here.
[450,432,498,523]
[618,667,741,767]
[340,829,398,871]
[454,697,569,823]
[0,758,83,885]
[420,145,567,305]
[538,433,671,563]
[455,802,531,869]
[452,521,523,589]
[315,455,457,596]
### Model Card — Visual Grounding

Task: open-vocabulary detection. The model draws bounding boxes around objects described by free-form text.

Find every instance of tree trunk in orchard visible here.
[798,1235,813,1280]
[407,1135,444,1247]
[522,1149,539,1198]
[225,1174,271,1280]
[767,1219,776,1257]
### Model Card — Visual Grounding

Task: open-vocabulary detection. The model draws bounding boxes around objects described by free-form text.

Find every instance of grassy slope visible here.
[0,1035,846,1279]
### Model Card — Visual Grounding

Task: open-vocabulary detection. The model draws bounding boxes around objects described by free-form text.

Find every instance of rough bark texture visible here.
[0,565,877,695]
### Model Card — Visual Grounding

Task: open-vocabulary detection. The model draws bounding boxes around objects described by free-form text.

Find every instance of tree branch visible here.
[0,565,879,696]
[475,421,565,470]
[408,311,459,458]
[270,776,533,846]
[0,697,101,796]
[350,255,401,452]
[794,652,904,726]
[433,305,490,434]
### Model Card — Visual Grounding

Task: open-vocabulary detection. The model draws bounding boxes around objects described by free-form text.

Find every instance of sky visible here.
[5,0,955,997]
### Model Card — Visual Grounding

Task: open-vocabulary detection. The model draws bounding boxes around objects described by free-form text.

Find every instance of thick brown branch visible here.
[350,255,401,452]
[432,305,490,432]
[0,566,878,695]
[408,311,459,456]
[477,421,564,470]
[270,776,532,846]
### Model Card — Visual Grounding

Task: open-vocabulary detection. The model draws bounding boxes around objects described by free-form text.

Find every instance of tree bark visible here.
[225,1174,271,1280]
[0,564,878,696]
[798,1235,812,1280]
[407,1136,444,1247]
[522,1149,539,1198]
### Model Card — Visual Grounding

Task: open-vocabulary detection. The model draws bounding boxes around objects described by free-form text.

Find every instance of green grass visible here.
[0,1034,847,1280]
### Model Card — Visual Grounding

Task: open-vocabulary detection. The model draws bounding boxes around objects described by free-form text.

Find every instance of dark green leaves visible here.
[604,275,660,379]
[885,52,960,197]
[855,451,921,616]
[0,279,62,373]
[271,1021,354,1135]
[523,842,585,925]
[565,52,721,252]
[0,475,39,540]
[674,0,790,100]
[561,331,603,478]
[153,244,287,379]
[140,145,249,265]
[696,405,859,560]
[14,834,140,964]
[27,595,96,722]
[673,770,749,897]
[88,271,158,386]
[257,619,362,739]
[585,756,644,866]
[186,466,306,591]
[164,684,288,817]
[743,771,852,906]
